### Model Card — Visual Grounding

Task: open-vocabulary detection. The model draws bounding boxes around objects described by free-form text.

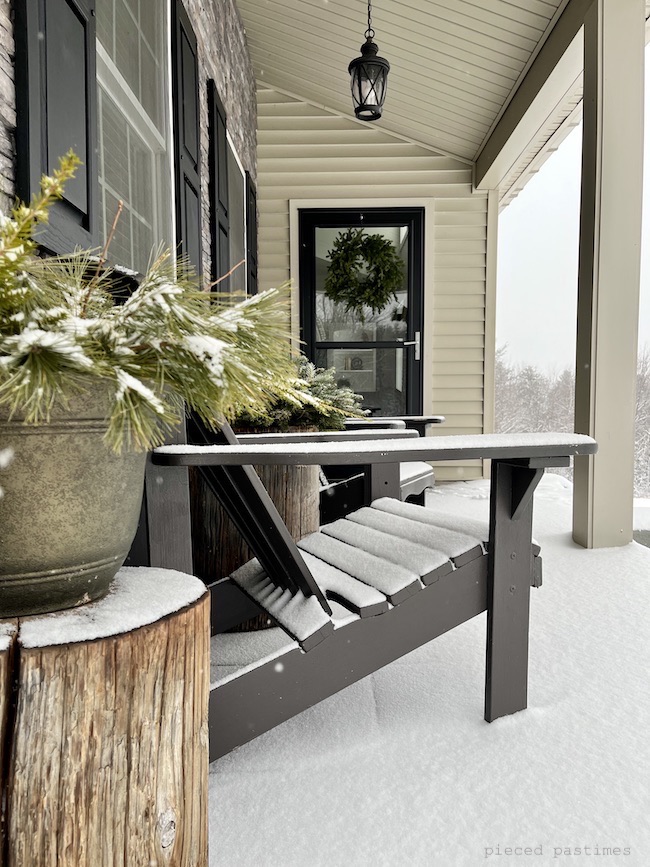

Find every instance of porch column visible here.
[573,0,645,547]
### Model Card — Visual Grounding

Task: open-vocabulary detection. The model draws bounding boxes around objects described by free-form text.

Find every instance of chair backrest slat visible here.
[187,415,331,614]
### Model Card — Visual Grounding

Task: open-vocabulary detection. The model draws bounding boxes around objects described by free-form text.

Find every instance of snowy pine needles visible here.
[0,153,303,451]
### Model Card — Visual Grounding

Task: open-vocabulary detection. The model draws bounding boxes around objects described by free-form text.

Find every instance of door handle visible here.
[399,331,421,361]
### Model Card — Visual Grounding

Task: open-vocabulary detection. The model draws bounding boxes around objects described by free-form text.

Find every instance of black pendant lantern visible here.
[348,1,390,122]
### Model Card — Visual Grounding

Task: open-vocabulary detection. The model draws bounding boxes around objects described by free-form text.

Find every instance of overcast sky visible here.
[497,51,650,373]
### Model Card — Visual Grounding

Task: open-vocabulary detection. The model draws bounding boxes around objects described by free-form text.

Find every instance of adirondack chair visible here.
[152,423,597,760]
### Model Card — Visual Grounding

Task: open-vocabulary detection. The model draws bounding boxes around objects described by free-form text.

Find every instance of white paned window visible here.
[227,136,246,292]
[96,0,172,273]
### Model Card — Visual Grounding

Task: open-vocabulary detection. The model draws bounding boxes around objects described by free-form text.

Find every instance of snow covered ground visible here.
[209,475,650,866]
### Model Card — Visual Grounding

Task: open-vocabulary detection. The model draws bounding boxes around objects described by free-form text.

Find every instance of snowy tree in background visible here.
[495,346,650,496]
[635,348,650,496]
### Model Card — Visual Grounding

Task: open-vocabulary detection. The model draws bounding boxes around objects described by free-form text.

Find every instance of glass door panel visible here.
[316,346,407,416]
[300,208,424,416]
[314,225,409,343]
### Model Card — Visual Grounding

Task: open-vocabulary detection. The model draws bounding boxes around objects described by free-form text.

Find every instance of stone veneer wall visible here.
[0,0,15,215]
[183,0,257,282]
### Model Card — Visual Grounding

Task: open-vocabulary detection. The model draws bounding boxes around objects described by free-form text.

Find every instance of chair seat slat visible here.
[300,551,389,617]
[298,533,421,605]
[346,505,484,563]
[371,497,490,546]
[320,518,451,577]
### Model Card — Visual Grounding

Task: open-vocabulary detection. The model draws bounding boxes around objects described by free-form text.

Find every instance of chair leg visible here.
[485,460,543,722]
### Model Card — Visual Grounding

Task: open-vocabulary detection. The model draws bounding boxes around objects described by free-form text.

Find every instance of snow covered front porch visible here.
[208,475,650,866]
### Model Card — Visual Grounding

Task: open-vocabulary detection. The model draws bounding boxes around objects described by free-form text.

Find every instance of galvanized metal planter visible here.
[0,387,146,616]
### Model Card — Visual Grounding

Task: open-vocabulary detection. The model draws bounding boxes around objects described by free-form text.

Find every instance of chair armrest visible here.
[343,419,407,431]
[235,429,418,445]
[388,415,446,436]
[153,432,597,468]
[344,416,446,436]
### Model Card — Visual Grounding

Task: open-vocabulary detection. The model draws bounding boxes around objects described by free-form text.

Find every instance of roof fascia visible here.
[475,0,591,190]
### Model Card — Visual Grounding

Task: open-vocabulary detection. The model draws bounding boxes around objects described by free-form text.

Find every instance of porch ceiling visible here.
[237,0,569,162]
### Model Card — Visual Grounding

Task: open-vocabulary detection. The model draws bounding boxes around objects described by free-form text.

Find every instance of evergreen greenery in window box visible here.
[233,355,365,433]
[0,154,305,617]
[323,227,404,318]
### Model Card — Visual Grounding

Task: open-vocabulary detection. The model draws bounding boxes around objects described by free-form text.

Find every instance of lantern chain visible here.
[365,0,375,40]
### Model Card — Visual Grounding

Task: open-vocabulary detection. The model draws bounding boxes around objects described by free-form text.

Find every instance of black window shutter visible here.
[245,172,258,295]
[208,80,229,288]
[171,0,202,279]
[14,0,98,254]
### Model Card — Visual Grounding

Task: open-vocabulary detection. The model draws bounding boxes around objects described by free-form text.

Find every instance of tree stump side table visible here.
[0,567,209,867]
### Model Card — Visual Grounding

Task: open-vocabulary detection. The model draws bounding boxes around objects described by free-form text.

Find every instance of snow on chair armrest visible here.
[153,432,597,467]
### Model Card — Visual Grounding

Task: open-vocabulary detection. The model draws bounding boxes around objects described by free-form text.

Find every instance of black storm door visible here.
[299,208,424,415]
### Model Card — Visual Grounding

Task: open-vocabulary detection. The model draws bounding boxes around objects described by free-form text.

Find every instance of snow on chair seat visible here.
[316,517,455,584]
[230,547,392,650]
[230,497,491,652]
[345,504,484,567]
[299,551,389,618]
[372,496,491,548]
[231,500,490,650]
[371,497,542,559]
[298,531,421,604]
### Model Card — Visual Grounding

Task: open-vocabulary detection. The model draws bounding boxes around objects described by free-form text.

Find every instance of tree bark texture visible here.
[0,584,209,867]
[0,623,17,853]
[190,463,319,630]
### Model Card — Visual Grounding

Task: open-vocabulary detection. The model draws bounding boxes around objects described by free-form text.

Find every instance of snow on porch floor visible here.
[208,475,650,866]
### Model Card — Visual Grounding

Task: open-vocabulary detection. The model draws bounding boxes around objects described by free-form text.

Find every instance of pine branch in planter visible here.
[0,153,305,452]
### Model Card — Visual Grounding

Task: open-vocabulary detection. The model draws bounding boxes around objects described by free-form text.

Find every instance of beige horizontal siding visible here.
[433,281,489,295]
[432,389,485,402]
[432,362,484,375]
[261,184,474,200]
[435,225,488,241]
[434,464,484,481]
[260,156,465,173]
[430,308,485,322]
[431,322,486,336]
[427,192,488,478]
[430,334,485,349]
[431,347,485,362]
[431,401,486,414]
[436,239,487,254]
[257,87,489,479]
[432,294,485,309]
[259,143,432,160]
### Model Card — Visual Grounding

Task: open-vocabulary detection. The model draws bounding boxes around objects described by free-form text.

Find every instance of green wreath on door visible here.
[323,228,404,318]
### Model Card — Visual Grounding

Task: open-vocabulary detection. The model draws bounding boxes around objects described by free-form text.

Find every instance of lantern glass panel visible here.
[351,64,387,118]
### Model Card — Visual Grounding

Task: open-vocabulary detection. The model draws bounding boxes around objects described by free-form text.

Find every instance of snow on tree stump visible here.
[0,567,209,867]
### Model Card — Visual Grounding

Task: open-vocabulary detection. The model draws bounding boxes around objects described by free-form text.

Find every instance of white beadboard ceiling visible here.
[237,0,571,162]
